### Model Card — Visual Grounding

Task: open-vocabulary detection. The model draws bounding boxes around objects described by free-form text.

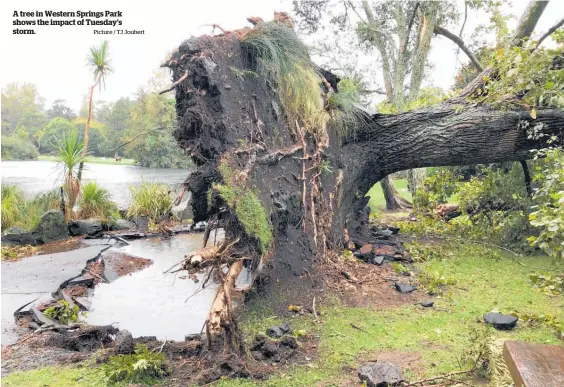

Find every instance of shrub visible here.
[1,184,59,230]
[127,183,173,223]
[1,136,39,160]
[1,184,24,229]
[78,181,118,220]
[102,344,169,384]
[44,300,80,324]
[413,168,460,210]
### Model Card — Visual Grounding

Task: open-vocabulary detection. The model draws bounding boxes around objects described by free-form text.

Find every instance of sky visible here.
[1,0,562,112]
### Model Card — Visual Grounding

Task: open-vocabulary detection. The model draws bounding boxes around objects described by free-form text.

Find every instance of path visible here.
[1,245,108,346]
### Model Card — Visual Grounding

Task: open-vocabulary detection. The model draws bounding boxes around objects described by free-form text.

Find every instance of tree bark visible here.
[511,0,550,47]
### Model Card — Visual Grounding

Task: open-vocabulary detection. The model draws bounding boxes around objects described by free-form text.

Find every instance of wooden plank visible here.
[503,340,564,387]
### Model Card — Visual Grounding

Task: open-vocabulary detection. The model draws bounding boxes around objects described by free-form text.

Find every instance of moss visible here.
[215,183,272,251]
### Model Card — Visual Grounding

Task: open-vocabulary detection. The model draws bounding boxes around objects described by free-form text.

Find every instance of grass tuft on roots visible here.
[241,21,329,143]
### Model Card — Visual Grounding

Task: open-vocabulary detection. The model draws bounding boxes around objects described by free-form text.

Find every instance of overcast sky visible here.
[1,0,562,112]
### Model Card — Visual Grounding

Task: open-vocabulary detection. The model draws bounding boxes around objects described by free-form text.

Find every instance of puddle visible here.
[85,232,252,341]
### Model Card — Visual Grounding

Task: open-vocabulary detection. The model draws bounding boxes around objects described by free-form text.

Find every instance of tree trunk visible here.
[164,27,564,340]
[77,81,98,183]
[380,175,412,210]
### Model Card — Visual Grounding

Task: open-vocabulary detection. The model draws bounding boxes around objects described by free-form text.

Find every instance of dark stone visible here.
[114,329,135,354]
[31,210,68,244]
[420,301,434,308]
[110,219,136,231]
[371,256,385,266]
[483,312,518,330]
[68,219,103,236]
[185,333,202,342]
[266,323,291,338]
[388,226,400,234]
[132,216,149,232]
[358,362,404,387]
[394,283,417,294]
[1,227,36,246]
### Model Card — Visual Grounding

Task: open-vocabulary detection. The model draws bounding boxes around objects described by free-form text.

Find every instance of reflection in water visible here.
[1,160,190,208]
[86,232,251,341]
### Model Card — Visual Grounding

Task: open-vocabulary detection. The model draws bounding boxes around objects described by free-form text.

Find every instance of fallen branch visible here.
[159,70,189,95]
[207,260,243,334]
[404,368,474,386]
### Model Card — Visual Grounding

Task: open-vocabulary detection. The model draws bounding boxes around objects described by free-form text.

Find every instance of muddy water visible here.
[86,232,251,341]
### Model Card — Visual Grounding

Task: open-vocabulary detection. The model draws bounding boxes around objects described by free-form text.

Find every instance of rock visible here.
[388,226,400,234]
[266,323,291,338]
[375,229,394,238]
[394,283,417,294]
[31,211,68,244]
[114,329,135,354]
[68,219,103,236]
[110,219,136,231]
[358,362,404,387]
[371,256,385,266]
[193,221,207,232]
[360,244,373,255]
[132,216,149,232]
[172,199,193,222]
[224,84,232,90]
[483,312,518,330]
[420,301,434,308]
[280,335,298,349]
[185,333,202,342]
[1,227,36,246]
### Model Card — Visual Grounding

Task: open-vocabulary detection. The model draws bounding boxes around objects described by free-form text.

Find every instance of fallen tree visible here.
[162,13,563,347]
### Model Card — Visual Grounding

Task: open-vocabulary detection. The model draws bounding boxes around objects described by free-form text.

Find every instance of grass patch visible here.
[78,181,118,220]
[1,184,60,230]
[127,182,173,223]
[218,244,563,386]
[1,365,108,387]
[39,154,135,165]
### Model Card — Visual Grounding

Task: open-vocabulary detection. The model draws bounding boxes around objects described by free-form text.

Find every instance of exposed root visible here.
[159,69,190,95]
[180,238,240,272]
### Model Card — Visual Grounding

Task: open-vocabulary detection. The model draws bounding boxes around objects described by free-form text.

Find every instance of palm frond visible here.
[55,129,86,177]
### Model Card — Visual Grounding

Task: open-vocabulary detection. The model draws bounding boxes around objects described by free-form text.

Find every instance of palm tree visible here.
[76,40,113,182]
[56,129,85,221]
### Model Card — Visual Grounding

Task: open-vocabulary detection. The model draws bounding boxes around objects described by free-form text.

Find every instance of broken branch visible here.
[159,70,189,95]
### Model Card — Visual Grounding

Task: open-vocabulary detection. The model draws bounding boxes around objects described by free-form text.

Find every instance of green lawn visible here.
[366,178,412,213]
[38,155,135,166]
[3,243,561,386]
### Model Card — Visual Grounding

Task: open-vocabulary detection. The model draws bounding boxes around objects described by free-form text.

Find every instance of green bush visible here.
[102,344,169,384]
[1,184,59,230]
[1,136,39,160]
[127,182,173,223]
[413,168,460,210]
[1,184,25,229]
[43,300,80,324]
[78,181,118,220]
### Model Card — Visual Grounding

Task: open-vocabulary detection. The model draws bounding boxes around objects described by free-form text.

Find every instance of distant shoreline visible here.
[38,155,136,166]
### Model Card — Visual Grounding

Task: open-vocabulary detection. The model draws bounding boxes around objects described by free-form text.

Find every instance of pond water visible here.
[86,232,253,341]
[0,160,190,208]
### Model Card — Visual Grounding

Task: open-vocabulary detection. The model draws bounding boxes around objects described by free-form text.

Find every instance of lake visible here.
[1,160,191,208]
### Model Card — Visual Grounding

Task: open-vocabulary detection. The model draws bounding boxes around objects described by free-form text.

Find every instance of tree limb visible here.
[434,25,484,72]
[401,1,420,56]
[511,0,550,47]
[112,127,168,152]
[533,17,564,51]
[158,70,189,95]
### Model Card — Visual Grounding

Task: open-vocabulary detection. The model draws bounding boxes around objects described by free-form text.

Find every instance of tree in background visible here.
[1,83,45,135]
[77,40,113,182]
[38,117,75,154]
[293,0,515,209]
[47,99,76,121]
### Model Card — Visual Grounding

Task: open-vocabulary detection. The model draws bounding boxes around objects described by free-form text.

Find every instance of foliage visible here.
[510,310,564,341]
[1,82,45,134]
[376,87,452,114]
[1,184,59,230]
[413,168,460,210]
[528,272,564,296]
[528,149,564,260]
[230,66,258,80]
[1,136,39,160]
[326,78,367,137]
[47,99,76,121]
[39,117,76,154]
[127,182,173,223]
[418,268,457,295]
[391,262,409,275]
[241,21,329,144]
[2,364,108,387]
[1,245,39,261]
[78,181,118,220]
[55,128,85,219]
[87,40,113,90]
[44,300,80,324]
[102,344,168,384]
[215,183,273,251]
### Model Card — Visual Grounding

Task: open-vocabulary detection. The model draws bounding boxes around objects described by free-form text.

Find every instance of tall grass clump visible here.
[241,22,329,144]
[1,185,59,230]
[1,184,24,229]
[326,78,369,138]
[78,181,118,220]
[127,183,173,223]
